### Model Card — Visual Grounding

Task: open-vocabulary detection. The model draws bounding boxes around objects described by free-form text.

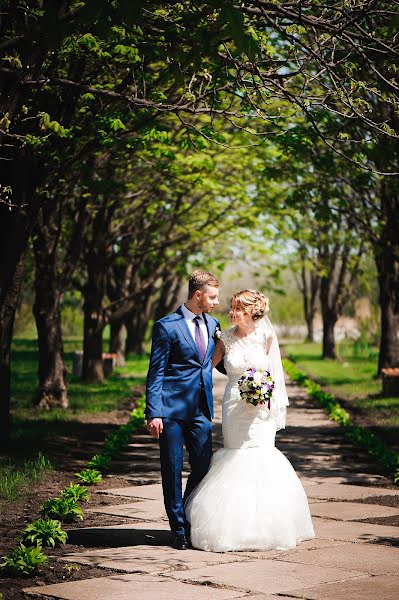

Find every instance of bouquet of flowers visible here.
[237,368,275,408]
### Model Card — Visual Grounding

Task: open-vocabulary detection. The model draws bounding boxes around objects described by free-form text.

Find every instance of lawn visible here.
[11,337,149,414]
[1,337,150,502]
[284,341,399,451]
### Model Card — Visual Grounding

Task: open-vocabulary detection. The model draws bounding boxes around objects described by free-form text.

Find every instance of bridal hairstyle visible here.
[188,269,220,298]
[232,289,270,321]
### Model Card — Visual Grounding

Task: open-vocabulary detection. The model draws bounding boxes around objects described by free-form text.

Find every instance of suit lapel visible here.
[175,307,200,359]
[203,314,215,363]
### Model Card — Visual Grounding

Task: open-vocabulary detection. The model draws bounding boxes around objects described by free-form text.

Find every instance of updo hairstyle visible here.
[231,289,269,321]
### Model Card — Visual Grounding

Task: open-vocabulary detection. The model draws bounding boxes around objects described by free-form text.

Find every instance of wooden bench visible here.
[72,352,117,377]
[102,352,117,377]
[381,367,399,397]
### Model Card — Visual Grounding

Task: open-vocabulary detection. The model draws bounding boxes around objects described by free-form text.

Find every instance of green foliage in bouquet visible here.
[0,543,47,576]
[21,518,67,548]
[40,497,84,522]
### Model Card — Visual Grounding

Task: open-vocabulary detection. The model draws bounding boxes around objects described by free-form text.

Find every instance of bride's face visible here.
[229,299,252,327]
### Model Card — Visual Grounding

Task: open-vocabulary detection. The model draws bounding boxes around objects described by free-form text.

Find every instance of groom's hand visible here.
[147,418,163,439]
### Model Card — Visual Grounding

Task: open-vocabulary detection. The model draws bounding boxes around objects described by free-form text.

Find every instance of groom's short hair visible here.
[188,269,219,297]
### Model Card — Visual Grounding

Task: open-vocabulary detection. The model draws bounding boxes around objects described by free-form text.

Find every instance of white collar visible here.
[180,304,204,321]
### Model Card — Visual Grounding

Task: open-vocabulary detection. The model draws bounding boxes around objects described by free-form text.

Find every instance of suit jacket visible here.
[145,307,219,421]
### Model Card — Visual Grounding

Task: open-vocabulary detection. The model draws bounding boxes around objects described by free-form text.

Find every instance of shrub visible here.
[75,468,102,485]
[0,543,47,577]
[21,518,67,548]
[62,482,89,503]
[40,497,84,522]
[87,454,111,470]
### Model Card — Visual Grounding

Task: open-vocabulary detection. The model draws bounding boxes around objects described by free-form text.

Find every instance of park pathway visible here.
[24,372,399,600]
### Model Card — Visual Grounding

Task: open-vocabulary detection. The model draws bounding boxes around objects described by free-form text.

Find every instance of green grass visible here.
[284,341,399,449]
[0,453,52,502]
[11,338,149,413]
[3,336,149,503]
[8,337,149,454]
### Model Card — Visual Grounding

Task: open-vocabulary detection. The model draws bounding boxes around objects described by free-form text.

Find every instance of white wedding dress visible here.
[185,323,315,552]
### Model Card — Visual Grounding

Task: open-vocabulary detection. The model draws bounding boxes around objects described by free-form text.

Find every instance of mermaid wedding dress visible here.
[185,320,315,552]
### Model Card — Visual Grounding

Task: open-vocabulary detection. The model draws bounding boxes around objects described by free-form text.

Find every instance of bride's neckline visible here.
[232,326,257,340]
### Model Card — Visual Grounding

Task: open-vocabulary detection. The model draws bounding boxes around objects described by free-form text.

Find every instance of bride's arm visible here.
[265,335,273,355]
[212,339,225,367]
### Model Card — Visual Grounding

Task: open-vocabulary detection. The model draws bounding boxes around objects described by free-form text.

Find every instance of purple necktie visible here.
[194,316,206,362]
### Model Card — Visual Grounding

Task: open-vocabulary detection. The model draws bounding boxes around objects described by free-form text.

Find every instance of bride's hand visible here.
[212,339,225,367]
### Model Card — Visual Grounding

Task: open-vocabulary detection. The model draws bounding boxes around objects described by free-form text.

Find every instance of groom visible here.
[145,269,220,550]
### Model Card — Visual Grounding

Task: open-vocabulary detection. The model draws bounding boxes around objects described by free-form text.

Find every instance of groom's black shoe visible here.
[172,535,188,550]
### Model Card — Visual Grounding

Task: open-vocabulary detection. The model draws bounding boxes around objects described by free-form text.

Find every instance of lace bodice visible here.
[221,327,270,380]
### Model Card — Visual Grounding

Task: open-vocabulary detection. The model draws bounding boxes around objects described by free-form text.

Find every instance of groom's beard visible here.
[199,301,214,314]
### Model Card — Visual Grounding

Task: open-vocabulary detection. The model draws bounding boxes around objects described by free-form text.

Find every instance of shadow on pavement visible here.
[67,526,171,548]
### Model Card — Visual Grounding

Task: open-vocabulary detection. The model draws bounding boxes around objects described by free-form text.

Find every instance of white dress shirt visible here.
[180,304,209,348]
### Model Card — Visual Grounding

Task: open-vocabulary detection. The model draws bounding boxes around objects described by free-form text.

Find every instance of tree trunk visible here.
[0,156,40,447]
[374,181,399,373]
[82,258,107,381]
[0,255,25,449]
[320,277,338,359]
[125,311,147,356]
[302,268,319,343]
[82,276,105,382]
[32,278,67,409]
[32,206,69,408]
[305,314,315,343]
[322,313,337,359]
[109,319,126,367]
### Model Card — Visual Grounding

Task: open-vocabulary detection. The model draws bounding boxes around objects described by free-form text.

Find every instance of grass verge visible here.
[9,337,149,453]
[283,358,399,484]
[0,453,52,502]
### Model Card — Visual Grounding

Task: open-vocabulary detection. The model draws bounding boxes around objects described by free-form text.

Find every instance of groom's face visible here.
[198,285,219,313]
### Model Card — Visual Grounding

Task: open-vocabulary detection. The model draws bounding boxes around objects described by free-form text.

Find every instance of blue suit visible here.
[146,307,219,537]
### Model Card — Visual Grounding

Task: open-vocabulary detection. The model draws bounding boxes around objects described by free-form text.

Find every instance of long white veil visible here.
[255,315,289,430]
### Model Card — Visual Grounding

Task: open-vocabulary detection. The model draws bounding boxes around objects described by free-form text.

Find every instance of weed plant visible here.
[21,519,67,548]
[40,497,84,522]
[61,482,89,503]
[75,468,102,485]
[0,544,48,576]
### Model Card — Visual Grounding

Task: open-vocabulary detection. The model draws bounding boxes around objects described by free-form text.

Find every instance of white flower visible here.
[253,371,263,382]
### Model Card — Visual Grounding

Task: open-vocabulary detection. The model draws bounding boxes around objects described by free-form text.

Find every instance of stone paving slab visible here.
[24,375,399,600]
[310,500,399,521]
[58,544,253,574]
[312,516,399,544]
[166,559,365,595]
[234,537,345,559]
[23,573,260,600]
[305,482,399,501]
[274,541,399,575]
[100,484,163,499]
[288,574,399,600]
[87,500,167,521]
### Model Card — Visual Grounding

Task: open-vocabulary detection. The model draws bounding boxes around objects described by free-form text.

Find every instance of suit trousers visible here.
[159,394,212,538]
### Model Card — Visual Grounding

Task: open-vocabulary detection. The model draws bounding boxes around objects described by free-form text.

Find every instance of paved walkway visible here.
[24,372,399,600]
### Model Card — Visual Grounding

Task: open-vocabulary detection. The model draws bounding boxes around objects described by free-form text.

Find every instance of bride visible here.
[185,289,315,552]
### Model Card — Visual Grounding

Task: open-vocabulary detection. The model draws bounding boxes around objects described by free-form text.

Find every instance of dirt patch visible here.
[357,515,399,527]
[0,561,121,600]
[0,396,150,599]
[356,495,399,508]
